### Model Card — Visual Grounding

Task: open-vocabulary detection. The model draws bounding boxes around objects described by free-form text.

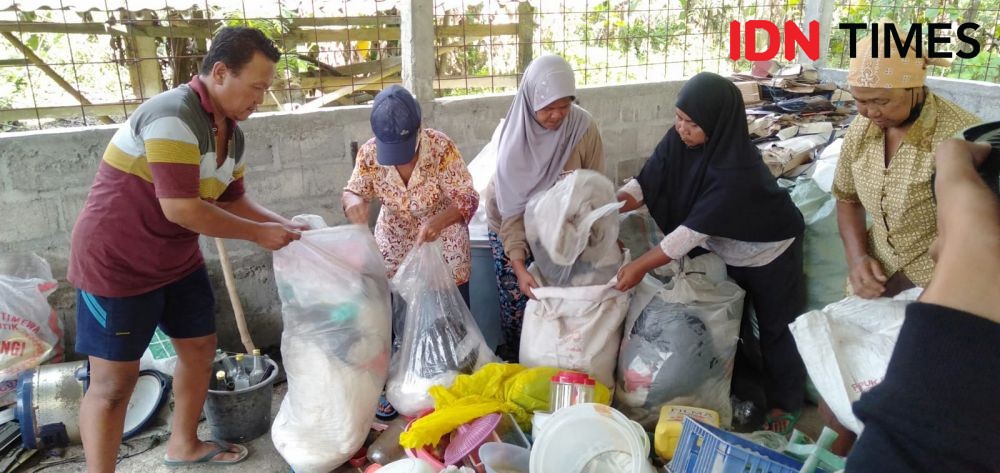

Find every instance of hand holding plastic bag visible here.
[615,254,744,428]
[386,242,496,417]
[789,288,921,434]
[271,218,391,473]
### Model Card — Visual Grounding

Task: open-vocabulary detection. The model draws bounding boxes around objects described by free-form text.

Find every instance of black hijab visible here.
[636,72,803,243]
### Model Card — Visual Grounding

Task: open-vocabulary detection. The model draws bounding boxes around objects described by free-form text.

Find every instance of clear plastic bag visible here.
[615,255,744,428]
[525,170,625,286]
[386,242,496,417]
[270,218,391,473]
[0,253,62,407]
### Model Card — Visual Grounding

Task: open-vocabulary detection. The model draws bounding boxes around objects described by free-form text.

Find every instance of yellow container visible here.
[653,405,720,460]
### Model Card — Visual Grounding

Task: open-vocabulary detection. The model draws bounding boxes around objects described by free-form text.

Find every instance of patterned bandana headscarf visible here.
[848,20,952,88]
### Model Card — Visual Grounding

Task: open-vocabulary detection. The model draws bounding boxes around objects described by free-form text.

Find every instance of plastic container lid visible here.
[123,370,171,440]
[551,371,596,385]
[443,412,502,466]
[530,403,653,473]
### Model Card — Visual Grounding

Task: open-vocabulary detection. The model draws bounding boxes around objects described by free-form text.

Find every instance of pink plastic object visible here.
[443,413,502,465]
[402,411,446,470]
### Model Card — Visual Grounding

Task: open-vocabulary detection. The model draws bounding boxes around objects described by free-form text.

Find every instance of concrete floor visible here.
[18,382,827,473]
[19,382,366,473]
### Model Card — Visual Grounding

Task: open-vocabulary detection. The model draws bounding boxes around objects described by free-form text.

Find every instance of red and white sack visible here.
[0,253,63,406]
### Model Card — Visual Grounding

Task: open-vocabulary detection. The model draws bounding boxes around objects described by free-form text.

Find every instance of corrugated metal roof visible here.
[0,1,396,14]
[0,0,522,14]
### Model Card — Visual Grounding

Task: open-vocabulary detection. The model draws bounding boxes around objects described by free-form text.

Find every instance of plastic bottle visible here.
[366,417,408,465]
[549,371,596,412]
[216,370,234,391]
[217,350,238,380]
[233,354,250,390]
[249,349,266,385]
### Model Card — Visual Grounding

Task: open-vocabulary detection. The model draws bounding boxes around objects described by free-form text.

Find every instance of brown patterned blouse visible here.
[345,128,479,285]
[832,92,979,286]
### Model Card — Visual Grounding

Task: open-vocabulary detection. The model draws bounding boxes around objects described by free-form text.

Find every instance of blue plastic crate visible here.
[668,417,825,473]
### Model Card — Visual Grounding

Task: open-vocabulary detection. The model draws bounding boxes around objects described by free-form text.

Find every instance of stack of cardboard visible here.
[730,60,857,178]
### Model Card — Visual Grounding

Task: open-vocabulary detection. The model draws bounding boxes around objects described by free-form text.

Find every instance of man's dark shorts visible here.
[75,266,215,361]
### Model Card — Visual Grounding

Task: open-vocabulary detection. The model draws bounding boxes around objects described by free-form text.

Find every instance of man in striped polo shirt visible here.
[67,27,303,470]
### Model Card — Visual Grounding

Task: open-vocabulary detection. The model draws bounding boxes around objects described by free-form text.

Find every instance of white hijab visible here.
[494,54,592,219]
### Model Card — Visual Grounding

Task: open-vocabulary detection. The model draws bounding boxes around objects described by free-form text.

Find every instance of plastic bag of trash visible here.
[386,242,496,417]
[518,253,632,388]
[0,253,63,407]
[271,218,392,473]
[615,254,744,428]
[790,288,921,434]
[525,170,624,287]
[790,177,848,311]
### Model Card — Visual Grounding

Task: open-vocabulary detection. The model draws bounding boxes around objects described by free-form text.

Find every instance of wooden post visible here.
[1,32,114,124]
[516,1,534,74]
[124,10,165,100]
[401,0,435,103]
[800,0,834,67]
[167,9,207,87]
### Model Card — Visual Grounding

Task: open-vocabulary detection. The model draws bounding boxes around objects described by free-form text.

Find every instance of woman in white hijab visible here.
[483,54,605,361]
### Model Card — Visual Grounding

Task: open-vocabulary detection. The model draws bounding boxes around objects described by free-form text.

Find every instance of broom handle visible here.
[214,238,256,353]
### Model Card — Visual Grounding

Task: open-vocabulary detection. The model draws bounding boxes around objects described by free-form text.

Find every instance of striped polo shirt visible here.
[68,76,247,297]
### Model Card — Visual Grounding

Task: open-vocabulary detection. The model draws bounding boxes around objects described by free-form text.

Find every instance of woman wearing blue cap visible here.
[342,85,479,305]
[482,54,606,361]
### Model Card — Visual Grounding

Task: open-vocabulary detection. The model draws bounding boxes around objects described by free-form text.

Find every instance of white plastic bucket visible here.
[529,403,654,473]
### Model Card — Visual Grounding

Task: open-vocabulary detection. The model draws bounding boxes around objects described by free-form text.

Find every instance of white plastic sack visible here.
[790,177,849,311]
[615,254,744,428]
[789,288,922,434]
[518,262,631,388]
[525,170,625,286]
[0,253,62,407]
[386,242,495,416]
[271,218,392,473]
[467,120,504,241]
[812,137,842,193]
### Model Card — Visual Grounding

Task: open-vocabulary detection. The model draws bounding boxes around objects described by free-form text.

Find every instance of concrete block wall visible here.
[4,74,994,358]
[0,79,684,359]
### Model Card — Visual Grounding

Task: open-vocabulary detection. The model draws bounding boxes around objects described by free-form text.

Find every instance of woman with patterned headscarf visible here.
[482,54,605,361]
[834,23,980,301]
[826,23,980,455]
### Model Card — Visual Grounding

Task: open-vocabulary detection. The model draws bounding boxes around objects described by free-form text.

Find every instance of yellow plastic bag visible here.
[399,363,611,448]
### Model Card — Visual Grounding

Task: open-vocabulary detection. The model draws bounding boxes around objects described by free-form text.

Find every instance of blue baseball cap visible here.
[371,85,422,166]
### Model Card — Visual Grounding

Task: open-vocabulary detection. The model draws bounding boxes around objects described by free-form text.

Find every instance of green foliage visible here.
[828,0,999,82]
[222,10,316,78]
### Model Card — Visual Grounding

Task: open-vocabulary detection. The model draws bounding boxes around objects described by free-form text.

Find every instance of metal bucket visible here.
[16,361,170,449]
[204,356,279,442]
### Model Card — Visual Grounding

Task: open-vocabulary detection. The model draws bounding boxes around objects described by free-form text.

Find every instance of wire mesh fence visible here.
[0,0,995,132]
[533,0,804,86]
[0,0,409,131]
[827,0,1000,83]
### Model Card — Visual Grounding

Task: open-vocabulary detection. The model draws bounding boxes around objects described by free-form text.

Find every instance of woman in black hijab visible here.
[615,72,807,433]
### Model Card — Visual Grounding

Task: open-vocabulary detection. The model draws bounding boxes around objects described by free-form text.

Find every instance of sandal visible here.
[376,393,397,421]
[763,409,801,436]
[163,439,248,466]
